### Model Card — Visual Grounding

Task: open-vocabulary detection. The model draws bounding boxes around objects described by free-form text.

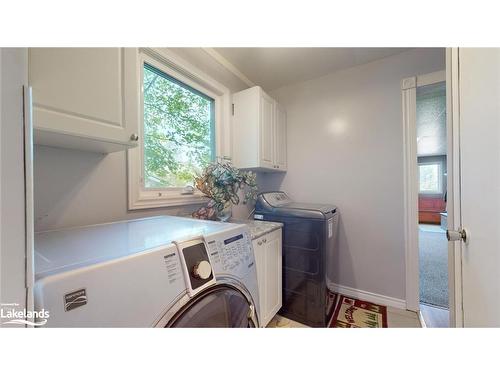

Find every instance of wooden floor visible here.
[420,303,449,328]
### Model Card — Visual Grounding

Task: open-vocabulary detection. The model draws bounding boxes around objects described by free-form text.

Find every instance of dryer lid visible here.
[255,191,337,219]
[34,216,245,279]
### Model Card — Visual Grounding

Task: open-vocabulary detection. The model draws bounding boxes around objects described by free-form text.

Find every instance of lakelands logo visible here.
[0,303,50,326]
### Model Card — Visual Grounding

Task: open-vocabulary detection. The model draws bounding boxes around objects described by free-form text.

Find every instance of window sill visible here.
[419,192,444,197]
[128,191,209,210]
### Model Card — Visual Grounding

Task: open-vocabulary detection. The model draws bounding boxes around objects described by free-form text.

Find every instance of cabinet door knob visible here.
[130,133,139,141]
[257,241,262,246]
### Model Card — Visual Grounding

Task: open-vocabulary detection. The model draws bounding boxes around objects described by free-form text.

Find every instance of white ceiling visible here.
[417,82,447,156]
[214,48,412,91]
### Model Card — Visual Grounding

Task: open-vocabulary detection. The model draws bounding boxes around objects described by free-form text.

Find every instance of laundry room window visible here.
[128,49,231,210]
[143,63,215,189]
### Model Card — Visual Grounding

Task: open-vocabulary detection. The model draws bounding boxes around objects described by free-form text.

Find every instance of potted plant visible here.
[192,159,258,221]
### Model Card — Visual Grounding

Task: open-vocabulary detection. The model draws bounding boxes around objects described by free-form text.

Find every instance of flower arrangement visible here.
[192,159,258,221]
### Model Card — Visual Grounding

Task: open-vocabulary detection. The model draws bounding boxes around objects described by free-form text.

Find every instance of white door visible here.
[452,48,500,327]
[274,103,287,170]
[264,229,282,322]
[253,238,266,326]
[260,93,274,168]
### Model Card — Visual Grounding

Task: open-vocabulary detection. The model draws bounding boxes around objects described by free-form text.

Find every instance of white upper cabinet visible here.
[274,102,287,170]
[232,86,287,172]
[29,48,140,153]
[260,93,275,168]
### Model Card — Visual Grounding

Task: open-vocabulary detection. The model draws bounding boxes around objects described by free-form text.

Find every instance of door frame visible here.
[446,48,463,327]
[402,65,460,326]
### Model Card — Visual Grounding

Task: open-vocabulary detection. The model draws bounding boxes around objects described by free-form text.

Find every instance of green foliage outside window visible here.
[143,63,215,188]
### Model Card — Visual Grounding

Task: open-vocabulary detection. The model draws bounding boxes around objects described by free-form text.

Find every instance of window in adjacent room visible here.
[418,162,442,194]
[143,63,215,189]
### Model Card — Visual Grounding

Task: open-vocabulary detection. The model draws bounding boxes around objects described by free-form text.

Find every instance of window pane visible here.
[419,164,440,193]
[143,63,215,189]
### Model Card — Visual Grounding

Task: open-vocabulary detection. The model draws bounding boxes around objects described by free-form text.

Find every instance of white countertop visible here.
[229,219,283,240]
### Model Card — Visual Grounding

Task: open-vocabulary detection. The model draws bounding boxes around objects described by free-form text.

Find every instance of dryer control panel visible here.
[206,230,254,277]
[175,239,216,297]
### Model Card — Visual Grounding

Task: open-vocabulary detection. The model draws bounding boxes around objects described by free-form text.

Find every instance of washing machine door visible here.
[166,285,257,328]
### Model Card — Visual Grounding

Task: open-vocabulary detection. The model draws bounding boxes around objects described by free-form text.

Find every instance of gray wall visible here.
[266,48,445,301]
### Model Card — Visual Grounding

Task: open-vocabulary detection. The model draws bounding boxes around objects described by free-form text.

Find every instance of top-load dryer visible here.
[254,191,339,327]
[34,216,259,328]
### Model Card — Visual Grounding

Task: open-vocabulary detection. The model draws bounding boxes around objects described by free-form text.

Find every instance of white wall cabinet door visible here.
[29,48,140,153]
[253,228,282,327]
[259,93,275,168]
[232,86,287,172]
[274,103,287,171]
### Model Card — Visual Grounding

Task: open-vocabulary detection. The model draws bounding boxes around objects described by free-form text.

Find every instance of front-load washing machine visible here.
[34,216,260,327]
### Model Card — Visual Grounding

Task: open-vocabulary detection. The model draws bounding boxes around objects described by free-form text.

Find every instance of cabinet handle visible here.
[130,133,139,141]
[257,241,262,246]
[262,238,267,243]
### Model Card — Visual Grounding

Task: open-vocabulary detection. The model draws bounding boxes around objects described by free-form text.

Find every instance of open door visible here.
[447,48,500,327]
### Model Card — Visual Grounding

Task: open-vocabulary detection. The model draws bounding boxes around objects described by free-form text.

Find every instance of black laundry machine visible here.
[254,191,339,327]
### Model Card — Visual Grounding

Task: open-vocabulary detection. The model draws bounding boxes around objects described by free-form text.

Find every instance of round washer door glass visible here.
[168,286,254,328]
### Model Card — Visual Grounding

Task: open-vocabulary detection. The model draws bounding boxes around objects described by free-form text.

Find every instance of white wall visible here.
[268,48,445,301]
[34,48,250,232]
[1,48,28,316]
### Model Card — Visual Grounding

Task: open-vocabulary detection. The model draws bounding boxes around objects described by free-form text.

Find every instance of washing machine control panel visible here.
[261,191,292,207]
[206,230,254,277]
[175,239,216,297]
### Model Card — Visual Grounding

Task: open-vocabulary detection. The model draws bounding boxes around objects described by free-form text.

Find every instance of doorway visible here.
[402,69,454,327]
[416,81,449,327]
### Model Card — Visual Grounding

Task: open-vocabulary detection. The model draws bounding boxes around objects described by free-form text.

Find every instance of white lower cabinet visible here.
[253,228,282,327]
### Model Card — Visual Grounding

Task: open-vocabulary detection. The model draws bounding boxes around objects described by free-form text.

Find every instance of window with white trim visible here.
[418,162,443,194]
[143,63,215,188]
[128,50,230,209]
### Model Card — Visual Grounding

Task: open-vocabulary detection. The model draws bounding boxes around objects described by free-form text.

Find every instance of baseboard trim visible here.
[329,283,407,310]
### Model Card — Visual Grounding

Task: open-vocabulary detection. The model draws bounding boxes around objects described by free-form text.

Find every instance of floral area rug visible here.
[329,295,388,328]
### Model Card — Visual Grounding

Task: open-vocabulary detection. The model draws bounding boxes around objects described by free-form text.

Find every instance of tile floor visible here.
[266,314,309,328]
[420,303,449,328]
[387,306,421,328]
[267,306,421,328]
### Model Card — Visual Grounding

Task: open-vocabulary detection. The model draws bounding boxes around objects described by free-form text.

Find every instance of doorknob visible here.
[446,227,469,244]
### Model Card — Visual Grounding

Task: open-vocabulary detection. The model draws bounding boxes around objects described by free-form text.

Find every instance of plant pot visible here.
[216,204,232,222]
